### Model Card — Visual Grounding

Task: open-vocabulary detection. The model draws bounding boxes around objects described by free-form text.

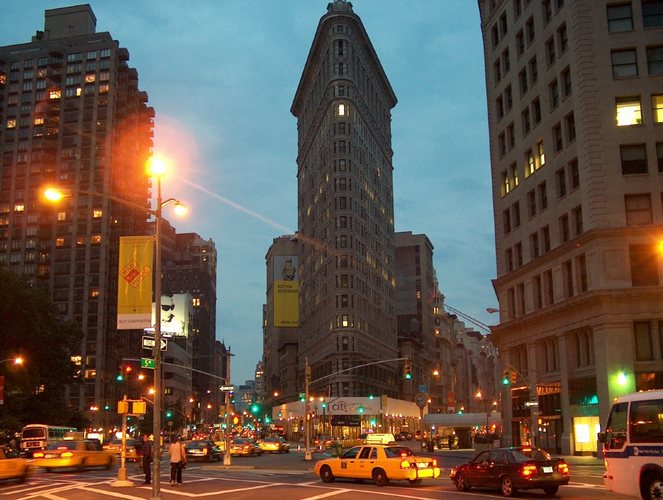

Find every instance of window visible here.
[536,141,545,168]
[648,45,663,75]
[512,200,521,227]
[635,322,654,360]
[546,37,556,65]
[576,254,588,292]
[621,144,648,174]
[499,132,507,156]
[507,123,516,149]
[522,108,531,134]
[529,56,538,83]
[612,49,638,77]
[503,209,512,233]
[561,67,572,96]
[658,142,663,172]
[538,181,548,210]
[516,30,525,56]
[616,96,642,125]
[500,11,508,36]
[514,0,523,17]
[497,95,504,119]
[607,3,633,32]
[515,242,523,267]
[563,259,574,298]
[553,123,563,151]
[630,244,659,286]
[556,168,567,197]
[492,24,499,48]
[569,158,580,189]
[495,59,503,83]
[565,112,576,142]
[527,189,537,217]
[543,0,552,24]
[526,16,535,43]
[532,97,542,124]
[545,269,554,305]
[653,94,663,123]
[560,214,570,242]
[542,225,551,252]
[550,79,560,108]
[530,232,540,258]
[519,68,528,94]
[643,0,663,28]
[533,275,543,309]
[502,48,511,73]
[502,171,511,196]
[572,205,583,235]
[558,24,568,53]
[505,85,513,109]
[526,149,536,176]
[625,194,653,224]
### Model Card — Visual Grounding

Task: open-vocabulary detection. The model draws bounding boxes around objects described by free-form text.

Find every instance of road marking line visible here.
[301,489,352,500]
[76,487,145,500]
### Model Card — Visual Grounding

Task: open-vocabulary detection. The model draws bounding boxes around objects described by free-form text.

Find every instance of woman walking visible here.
[168,436,186,485]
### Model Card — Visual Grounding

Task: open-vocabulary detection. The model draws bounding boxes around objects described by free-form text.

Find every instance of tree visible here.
[0,268,83,431]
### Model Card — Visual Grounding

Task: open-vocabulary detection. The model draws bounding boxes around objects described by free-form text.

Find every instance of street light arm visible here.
[309,357,409,386]
[504,363,531,389]
[43,186,154,215]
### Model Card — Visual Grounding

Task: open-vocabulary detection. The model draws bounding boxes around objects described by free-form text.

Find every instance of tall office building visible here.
[292,0,399,397]
[480,0,663,454]
[0,5,153,417]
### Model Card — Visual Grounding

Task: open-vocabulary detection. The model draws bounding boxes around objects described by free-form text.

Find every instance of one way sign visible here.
[142,336,167,351]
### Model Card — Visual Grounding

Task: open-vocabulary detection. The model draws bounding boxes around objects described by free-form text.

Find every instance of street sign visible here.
[525,401,539,407]
[415,392,429,409]
[141,358,156,369]
[220,385,235,391]
[142,336,167,351]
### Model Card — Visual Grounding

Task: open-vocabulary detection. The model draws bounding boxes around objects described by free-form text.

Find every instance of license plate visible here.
[416,462,429,469]
[542,466,553,473]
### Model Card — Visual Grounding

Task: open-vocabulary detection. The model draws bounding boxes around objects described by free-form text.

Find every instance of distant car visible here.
[395,431,412,441]
[102,438,142,462]
[0,446,30,483]
[33,440,115,472]
[314,435,336,448]
[314,444,440,486]
[230,438,262,456]
[449,446,570,497]
[259,436,289,453]
[184,440,222,461]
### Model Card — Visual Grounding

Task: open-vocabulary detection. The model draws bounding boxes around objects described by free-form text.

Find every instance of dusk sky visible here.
[1,1,495,384]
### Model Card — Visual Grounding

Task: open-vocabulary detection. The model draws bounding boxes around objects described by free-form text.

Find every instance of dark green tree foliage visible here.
[0,269,83,430]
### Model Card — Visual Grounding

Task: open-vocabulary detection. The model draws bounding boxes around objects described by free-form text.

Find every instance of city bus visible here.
[598,390,663,499]
[20,424,77,457]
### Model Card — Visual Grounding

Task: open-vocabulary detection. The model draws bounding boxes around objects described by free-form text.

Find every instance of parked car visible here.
[230,438,262,456]
[184,440,222,461]
[314,444,440,486]
[0,446,29,483]
[449,446,570,497]
[395,431,412,441]
[102,438,142,462]
[258,436,289,453]
[32,440,115,472]
[313,435,336,448]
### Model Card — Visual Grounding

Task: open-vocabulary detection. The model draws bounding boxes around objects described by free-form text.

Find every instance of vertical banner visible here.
[273,255,299,327]
[117,236,154,330]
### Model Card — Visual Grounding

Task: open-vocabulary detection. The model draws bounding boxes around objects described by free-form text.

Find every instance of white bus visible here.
[598,390,663,500]
[20,424,77,457]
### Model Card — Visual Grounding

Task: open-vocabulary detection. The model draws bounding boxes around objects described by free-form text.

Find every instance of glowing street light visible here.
[0,357,24,367]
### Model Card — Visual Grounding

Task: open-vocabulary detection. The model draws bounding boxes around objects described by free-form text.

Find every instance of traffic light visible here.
[502,371,510,385]
[306,412,312,421]
[116,366,124,382]
[250,403,260,414]
[165,409,173,419]
[232,415,240,425]
[357,405,365,414]
[404,363,412,380]
[510,369,517,384]
[299,392,306,402]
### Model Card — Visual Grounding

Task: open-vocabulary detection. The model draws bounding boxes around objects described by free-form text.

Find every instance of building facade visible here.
[480,0,663,454]
[291,0,399,399]
[0,5,153,419]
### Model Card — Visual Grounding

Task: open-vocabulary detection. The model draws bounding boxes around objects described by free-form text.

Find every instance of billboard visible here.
[273,255,299,327]
[152,293,192,337]
[117,236,153,330]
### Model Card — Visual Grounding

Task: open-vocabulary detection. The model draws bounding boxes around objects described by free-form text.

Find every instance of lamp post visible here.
[0,357,24,367]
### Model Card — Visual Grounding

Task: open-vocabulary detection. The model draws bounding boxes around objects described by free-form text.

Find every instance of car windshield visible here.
[384,446,415,458]
[187,442,208,449]
[511,448,551,461]
[47,441,76,450]
[341,446,362,459]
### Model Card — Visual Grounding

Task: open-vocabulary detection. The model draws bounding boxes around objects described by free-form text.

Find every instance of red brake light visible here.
[522,464,538,477]
[521,447,532,452]
[432,458,438,467]
[558,461,569,474]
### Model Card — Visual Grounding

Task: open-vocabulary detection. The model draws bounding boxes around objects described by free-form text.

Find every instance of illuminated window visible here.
[91,234,102,244]
[99,84,109,94]
[93,209,103,218]
[49,89,61,99]
[6,119,16,129]
[192,297,200,307]
[57,211,66,221]
[536,141,545,168]
[55,237,65,247]
[653,94,663,123]
[14,204,24,212]
[85,74,96,83]
[525,149,535,176]
[510,162,519,188]
[34,117,44,125]
[338,103,346,116]
[76,236,86,246]
[616,97,642,126]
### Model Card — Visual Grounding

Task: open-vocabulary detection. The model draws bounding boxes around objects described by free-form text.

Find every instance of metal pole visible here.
[151,176,163,500]
[304,358,311,461]
[223,349,232,466]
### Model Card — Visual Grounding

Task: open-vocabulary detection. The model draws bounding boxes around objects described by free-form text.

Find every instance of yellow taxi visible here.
[314,444,440,486]
[0,446,30,483]
[32,440,115,471]
[102,438,142,462]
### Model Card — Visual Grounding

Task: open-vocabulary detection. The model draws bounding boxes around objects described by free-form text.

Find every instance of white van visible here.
[598,389,663,499]
[364,433,396,445]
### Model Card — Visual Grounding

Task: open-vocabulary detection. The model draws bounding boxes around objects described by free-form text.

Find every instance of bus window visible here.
[604,402,627,450]
[630,399,663,443]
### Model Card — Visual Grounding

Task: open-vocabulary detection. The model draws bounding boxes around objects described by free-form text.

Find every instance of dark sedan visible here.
[449,446,570,497]
[184,440,222,462]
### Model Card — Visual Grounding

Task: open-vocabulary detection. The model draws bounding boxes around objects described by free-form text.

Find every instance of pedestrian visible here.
[168,435,186,485]
[140,434,152,485]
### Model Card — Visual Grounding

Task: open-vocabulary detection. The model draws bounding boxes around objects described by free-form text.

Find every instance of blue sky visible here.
[1,1,496,384]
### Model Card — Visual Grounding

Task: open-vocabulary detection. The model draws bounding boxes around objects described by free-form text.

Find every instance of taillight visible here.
[431,458,438,467]
[522,464,538,477]
[33,452,44,458]
[203,448,208,455]
[558,461,569,475]
[61,452,74,458]
[400,460,411,469]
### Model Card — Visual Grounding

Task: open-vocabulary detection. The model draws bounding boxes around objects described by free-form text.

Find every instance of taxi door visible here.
[356,446,375,479]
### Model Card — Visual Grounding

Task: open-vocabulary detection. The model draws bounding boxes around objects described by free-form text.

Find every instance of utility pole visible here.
[304,357,311,461]
[223,349,233,466]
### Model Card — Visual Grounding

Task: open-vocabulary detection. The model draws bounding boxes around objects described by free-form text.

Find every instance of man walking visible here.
[140,434,152,485]
[168,435,186,485]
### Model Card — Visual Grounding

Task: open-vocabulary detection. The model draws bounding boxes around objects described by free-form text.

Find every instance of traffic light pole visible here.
[223,349,233,466]
[304,357,311,461]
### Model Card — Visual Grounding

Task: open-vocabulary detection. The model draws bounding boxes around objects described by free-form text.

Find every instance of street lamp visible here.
[0,357,24,367]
